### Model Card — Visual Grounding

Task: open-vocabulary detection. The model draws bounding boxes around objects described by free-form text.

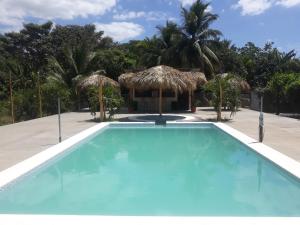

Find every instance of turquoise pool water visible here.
[0,124,299,216]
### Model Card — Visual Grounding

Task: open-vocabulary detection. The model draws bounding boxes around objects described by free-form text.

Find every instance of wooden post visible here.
[188,89,192,111]
[159,87,162,115]
[9,71,14,124]
[99,78,104,122]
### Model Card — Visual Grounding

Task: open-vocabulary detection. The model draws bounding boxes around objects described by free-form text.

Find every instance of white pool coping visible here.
[128,114,195,122]
[0,122,299,225]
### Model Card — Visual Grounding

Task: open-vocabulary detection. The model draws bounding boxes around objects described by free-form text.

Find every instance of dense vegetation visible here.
[1,0,300,124]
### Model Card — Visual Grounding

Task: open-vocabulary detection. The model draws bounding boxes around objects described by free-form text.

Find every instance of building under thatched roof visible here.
[119,65,207,114]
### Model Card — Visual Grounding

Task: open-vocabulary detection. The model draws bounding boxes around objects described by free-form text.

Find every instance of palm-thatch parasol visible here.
[79,70,119,122]
[219,73,251,93]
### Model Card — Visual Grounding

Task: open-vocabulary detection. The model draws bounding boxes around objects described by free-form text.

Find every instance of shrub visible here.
[205,73,242,119]
[267,73,300,114]
[87,86,124,120]
[41,80,71,115]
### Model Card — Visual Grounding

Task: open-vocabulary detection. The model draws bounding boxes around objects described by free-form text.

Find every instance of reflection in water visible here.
[0,126,299,216]
[257,159,262,192]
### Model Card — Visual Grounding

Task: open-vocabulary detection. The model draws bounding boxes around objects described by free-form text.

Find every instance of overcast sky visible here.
[0,0,299,53]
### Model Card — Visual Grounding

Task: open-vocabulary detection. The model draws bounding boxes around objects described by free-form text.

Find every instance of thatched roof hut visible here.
[130,65,191,92]
[119,66,207,114]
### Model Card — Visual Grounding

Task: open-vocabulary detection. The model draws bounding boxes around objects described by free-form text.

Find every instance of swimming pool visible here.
[0,122,299,224]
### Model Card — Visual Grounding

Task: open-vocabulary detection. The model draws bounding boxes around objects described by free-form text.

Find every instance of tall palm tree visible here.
[156,21,181,66]
[48,43,98,110]
[179,0,221,74]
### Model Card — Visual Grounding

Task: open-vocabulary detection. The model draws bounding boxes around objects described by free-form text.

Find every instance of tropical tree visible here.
[4,22,53,118]
[205,74,245,121]
[156,21,182,66]
[178,0,221,74]
[267,73,298,115]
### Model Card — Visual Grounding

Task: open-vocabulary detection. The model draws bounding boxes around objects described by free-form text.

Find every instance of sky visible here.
[0,0,299,53]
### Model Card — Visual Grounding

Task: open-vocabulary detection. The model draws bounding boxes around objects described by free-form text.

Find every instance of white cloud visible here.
[94,22,144,42]
[276,0,300,7]
[233,0,300,15]
[178,0,212,11]
[233,0,272,15]
[179,0,196,6]
[206,5,213,12]
[0,0,116,31]
[113,11,146,20]
[113,11,170,21]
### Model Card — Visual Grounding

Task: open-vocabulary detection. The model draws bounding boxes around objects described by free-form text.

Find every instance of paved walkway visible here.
[0,108,299,171]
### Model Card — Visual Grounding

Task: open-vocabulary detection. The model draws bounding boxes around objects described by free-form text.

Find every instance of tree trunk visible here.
[37,72,42,118]
[159,87,162,115]
[217,79,222,121]
[9,71,14,124]
[99,78,104,122]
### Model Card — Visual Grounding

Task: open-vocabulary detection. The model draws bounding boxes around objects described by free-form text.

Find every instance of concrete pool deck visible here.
[0,108,299,171]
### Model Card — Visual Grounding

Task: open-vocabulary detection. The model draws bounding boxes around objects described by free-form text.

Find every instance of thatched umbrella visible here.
[79,70,119,122]
[182,71,207,110]
[220,73,251,93]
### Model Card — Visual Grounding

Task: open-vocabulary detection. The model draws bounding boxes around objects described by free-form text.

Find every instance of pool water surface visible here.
[0,125,299,216]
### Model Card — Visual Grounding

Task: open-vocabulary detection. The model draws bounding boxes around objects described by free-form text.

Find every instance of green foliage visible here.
[104,86,124,120]
[267,73,300,114]
[41,80,71,115]
[0,101,11,125]
[87,86,124,120]
[93,48,135,80]
[13,89,38,121]
[205,74,241,118]
[286,78,300,106]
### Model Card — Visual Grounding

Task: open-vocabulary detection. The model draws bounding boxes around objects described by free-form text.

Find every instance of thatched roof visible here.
[119,65,206,92]
[181,71,207,89]
[79,70,119,89]
[118,72,136,88]
[219,73,251,93]
[239,80,251,93]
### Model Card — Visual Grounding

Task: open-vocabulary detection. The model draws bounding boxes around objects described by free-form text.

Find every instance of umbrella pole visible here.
[99,79,104,122]
[188,89,192,111]
[159,87,162,115]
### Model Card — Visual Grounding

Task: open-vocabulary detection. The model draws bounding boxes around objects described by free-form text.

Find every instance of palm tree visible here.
[48,43,98,110]
[156,21,181,66]
[179,0,221,74]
